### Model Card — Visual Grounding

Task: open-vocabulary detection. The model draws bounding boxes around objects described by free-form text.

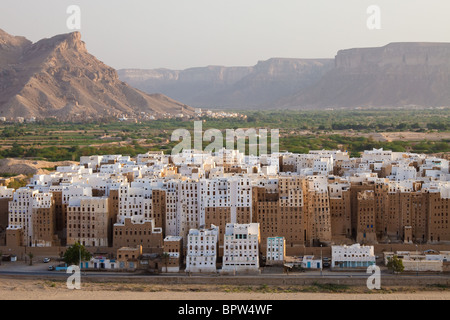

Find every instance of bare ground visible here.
[0,278,448,300]
[0,158,78,176]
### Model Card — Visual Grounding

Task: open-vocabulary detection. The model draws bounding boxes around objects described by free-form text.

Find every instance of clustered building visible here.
[383,250,450,272]
[0,148,449,272]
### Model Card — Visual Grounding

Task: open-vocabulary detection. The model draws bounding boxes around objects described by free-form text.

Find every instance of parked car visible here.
[48,266,55,271]
[43,258,51,263]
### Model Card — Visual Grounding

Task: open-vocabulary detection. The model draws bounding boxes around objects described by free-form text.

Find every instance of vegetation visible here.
[162,252,170,273]
[306,282,351,293]
[0,172,18,178]
[7,177,30,190]
[63,242,92,266]
[0,109,448,162]
[27,252,34,266]
[387,256,405,274]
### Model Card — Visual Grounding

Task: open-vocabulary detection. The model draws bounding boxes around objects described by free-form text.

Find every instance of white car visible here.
[43,258,51,263]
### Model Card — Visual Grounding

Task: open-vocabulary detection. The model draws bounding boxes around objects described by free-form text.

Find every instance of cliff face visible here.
[121,66,252,85]
[226,58,333,108]
[0,30,193,120]
[120,66,254,107]
[119,58,334,108]
[0,29,32,65]
[335,43,450,69]
[280,43,450,109]
[122,43,450,110]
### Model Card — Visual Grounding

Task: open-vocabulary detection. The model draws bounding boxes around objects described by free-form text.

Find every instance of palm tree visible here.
[28,252,34,266]
[162,253,170,273]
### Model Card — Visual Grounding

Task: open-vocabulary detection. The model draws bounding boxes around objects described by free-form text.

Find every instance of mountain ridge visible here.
[119,58,334,109]
[120,42,450,110]
[0,29,194,120]
[280,42,450,109]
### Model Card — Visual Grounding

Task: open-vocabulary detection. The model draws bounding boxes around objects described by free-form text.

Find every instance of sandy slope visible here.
[0,158,77,176]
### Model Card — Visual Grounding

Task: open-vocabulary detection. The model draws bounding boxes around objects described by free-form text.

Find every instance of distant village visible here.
[0,108,246,124]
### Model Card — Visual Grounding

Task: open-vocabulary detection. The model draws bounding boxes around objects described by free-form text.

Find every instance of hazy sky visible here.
[1,0,450,70]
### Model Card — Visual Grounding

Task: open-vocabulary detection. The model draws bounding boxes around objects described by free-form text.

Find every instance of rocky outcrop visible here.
[0,29,194,120]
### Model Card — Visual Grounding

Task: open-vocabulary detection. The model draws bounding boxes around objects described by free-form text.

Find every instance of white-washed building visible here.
[331,244,376,269]
[185,224,219,273]
[302,255,323,269]
[8,188,39,246]
[222,223,260,273]
[266,236,286,265]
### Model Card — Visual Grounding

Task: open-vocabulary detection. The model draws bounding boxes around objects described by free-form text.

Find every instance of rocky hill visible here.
[0,158,77,176]
[0,29,194,121]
